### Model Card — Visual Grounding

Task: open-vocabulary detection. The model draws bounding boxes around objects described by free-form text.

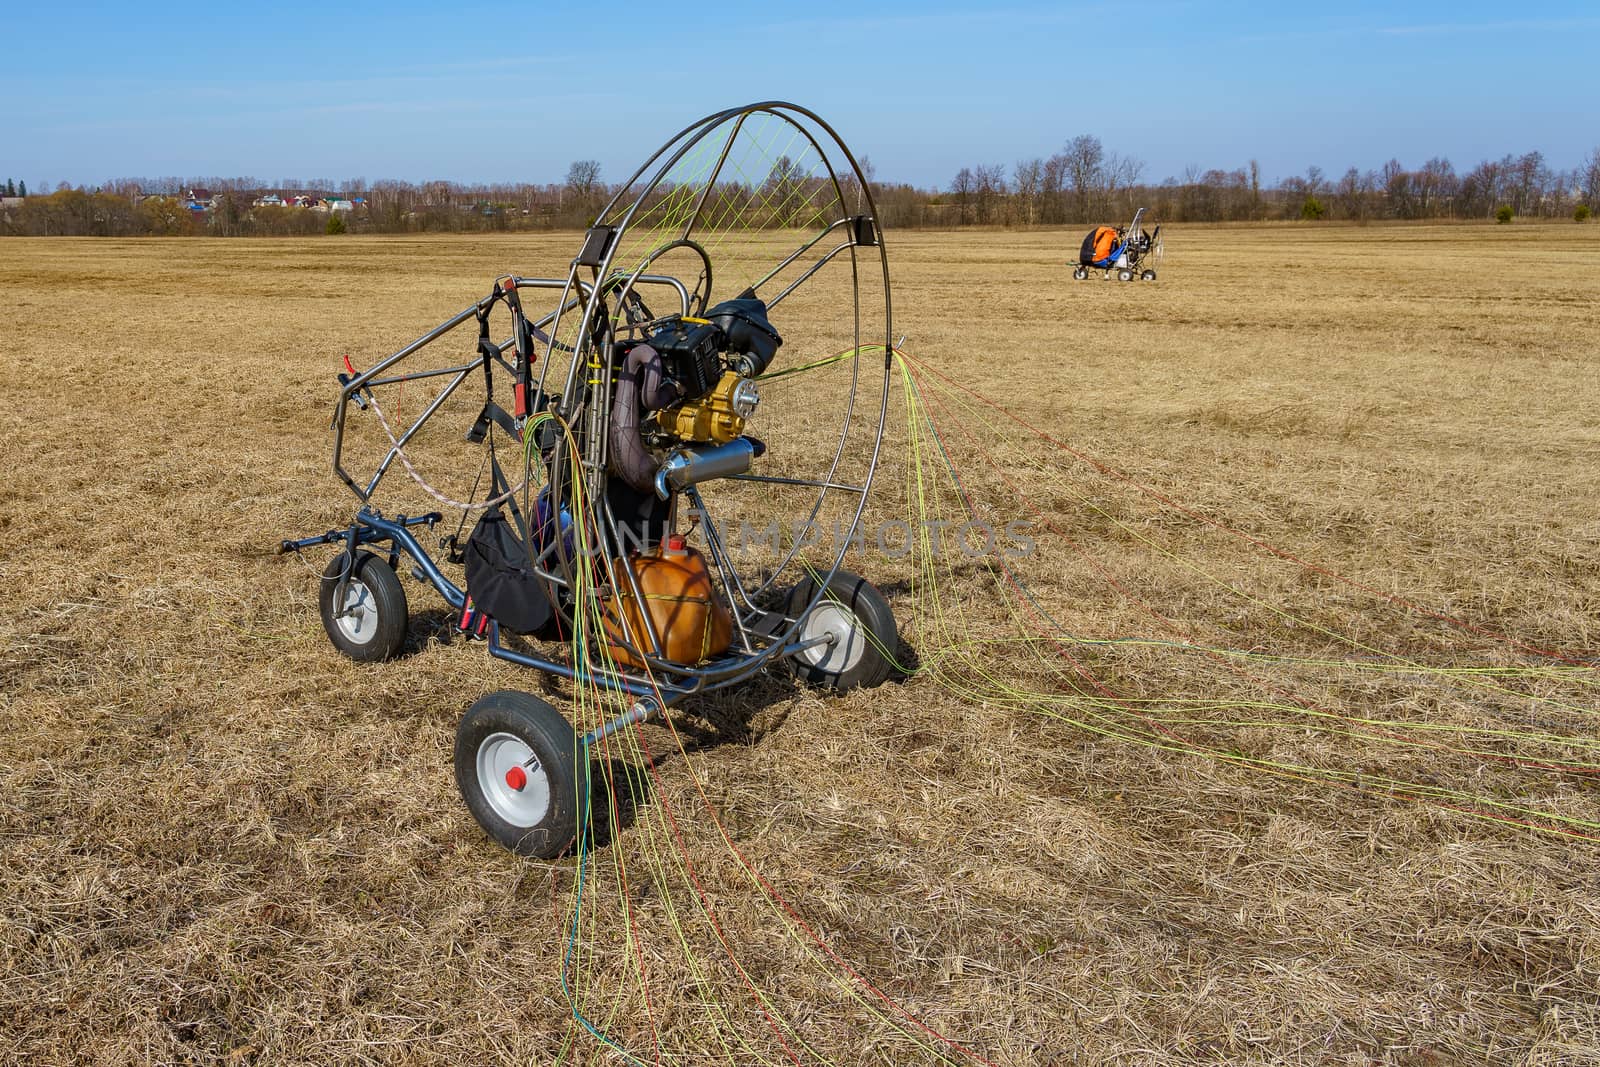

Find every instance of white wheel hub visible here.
[799,601,867,674]
[477,732,551,828]
[335,579,377,644]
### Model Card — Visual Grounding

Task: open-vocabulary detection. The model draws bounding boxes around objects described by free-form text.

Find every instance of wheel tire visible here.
[1072,265,1088,280]
[319,550,408,662]
[1118,269,1134,282]
[455,690,581,859]
[786,570,898,692]
[1141,269,1157,281]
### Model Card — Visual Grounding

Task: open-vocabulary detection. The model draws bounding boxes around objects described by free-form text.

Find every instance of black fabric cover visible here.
[463,508,555,636]
[606,477,673,552]
[1078,229,1099,266]
[706,297,782,375]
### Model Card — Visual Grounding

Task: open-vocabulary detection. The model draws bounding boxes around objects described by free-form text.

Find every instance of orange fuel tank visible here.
[603,535,732,668]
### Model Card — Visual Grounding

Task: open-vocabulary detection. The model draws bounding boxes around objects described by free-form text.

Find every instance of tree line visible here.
[873,138,1600,228]
[0,161,614,237]
[4,141,1598,237]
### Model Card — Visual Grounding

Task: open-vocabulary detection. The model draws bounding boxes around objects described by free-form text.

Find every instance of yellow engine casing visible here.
[662,372,747,445]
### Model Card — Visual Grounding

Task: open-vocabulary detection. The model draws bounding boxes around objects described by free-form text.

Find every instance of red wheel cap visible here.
[505,766,527,791]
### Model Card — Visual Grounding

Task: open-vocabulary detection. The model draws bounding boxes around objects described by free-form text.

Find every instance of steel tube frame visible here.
[297,102,893,709]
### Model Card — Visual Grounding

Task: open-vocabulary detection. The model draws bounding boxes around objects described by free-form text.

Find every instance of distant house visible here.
[254,194,285,208]
[182,187,215,212]
[325,198,354,213]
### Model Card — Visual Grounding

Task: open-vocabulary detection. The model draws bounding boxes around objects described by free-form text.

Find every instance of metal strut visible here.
[581,697,663,749]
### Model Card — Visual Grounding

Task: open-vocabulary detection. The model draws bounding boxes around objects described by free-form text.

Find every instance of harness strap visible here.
[501,280,539,419]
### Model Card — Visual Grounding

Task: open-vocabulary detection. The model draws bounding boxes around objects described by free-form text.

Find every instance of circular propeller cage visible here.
[522,102,893,692]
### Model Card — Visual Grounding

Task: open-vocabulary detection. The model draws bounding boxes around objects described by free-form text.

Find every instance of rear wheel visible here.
[1117,269,1134,282]
[319,550,408,662]
[787,570,898,691]
[455,690,581,859]
[1141,269,1157,281]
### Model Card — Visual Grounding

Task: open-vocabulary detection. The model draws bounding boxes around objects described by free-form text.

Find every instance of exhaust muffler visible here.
[654,437,765,499]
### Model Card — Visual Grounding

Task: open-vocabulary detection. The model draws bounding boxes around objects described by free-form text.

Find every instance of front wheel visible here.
[1072,265,1088,280]
[319,550,408,661]
[455,690,581,859]
[787,570,898,692]
[1117,269,1134,282]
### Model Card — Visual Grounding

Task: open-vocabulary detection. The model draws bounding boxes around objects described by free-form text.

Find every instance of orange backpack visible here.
[1078,225,1122,265]
[1093,226,1119,262]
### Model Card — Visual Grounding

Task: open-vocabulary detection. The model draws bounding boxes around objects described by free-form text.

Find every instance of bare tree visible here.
[561,159,604,224]
[1336,167,1377,220]
[565,160,601,199]
[1102,151,1144,218]
[839,154,875,212]
[368,180,415,230]
[856,155,876,186]
[102,178,143,200]
[1377,159,1409,218]
[1040,154,1066,224]
[1012,158,1043,226]
[1062,134,1104,222]
[974,163,1007,223]
[1581,147,1600,208]
[1414,156,1456,216]
[1177,163,1211,221]
[1511,151,1550,215]
[1460,155,1494,215]
[1303,165,1326,198]
[1573,150,1600,210]
[1546,167,1575,218]
[762,155,810,227]
[950,167,976,224]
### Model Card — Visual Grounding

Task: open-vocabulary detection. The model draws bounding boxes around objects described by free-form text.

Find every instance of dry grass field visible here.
[3,222,1599,1066]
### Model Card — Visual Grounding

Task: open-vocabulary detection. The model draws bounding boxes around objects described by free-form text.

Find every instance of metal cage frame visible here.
[284,102,894,738]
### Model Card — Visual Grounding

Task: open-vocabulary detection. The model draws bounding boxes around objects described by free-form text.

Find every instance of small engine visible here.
[648,317,725,404]
[608,297,782,497]
[662,371,761,445]
[644,298,781,445]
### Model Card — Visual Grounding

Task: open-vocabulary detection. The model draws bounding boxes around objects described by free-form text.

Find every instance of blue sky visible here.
[4,1,1595,191]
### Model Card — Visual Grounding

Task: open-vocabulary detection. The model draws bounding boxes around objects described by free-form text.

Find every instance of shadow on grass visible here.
[584,755,655,851]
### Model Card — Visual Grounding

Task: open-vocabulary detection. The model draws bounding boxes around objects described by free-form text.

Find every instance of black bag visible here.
[605,477,673,553]
[463,508,556,636]
[1078,229,1099,266]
